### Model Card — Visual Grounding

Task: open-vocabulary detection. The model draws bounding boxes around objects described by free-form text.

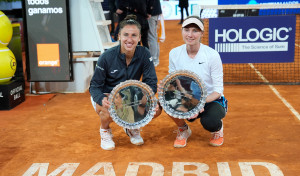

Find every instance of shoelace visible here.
[129,129,140,137]
[175,129,187,140]
[101,131,113,142]
[211,131,223,140]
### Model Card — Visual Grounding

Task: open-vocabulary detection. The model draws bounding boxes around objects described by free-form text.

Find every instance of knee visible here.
[95,105,112,123]
[153,105,162,119]
[99,111,112,122]
[200,118,222,132]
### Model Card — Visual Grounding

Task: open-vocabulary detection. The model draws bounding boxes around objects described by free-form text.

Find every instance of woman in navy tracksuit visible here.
[89,15,161,150]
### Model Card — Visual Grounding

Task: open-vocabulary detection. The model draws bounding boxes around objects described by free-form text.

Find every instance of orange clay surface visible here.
[1,20,300,176]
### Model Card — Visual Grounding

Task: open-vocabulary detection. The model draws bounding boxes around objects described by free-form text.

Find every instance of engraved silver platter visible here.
[158,70,207,119]
[108,80,157,129]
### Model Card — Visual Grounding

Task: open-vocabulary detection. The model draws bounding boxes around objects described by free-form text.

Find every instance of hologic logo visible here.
[209,16,296,63]
[215,27,292,43]
[214,27,293,53]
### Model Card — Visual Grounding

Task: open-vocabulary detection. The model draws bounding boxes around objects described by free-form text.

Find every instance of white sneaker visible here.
[124,128,144,145]
[100,128,115,150]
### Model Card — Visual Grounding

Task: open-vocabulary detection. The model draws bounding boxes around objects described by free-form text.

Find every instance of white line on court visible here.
[249,63,300,121]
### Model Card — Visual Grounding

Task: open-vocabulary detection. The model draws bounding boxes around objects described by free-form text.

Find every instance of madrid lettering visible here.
[23,162,284,176]
[215,27,290,42]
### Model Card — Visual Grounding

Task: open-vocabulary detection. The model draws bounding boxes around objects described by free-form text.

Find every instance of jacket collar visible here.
[117,45,140,63]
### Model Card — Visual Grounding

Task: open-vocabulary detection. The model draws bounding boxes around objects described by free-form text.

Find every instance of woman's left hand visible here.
[187,108,204,120]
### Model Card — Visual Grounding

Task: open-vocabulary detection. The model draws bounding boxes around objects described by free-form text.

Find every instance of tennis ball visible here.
[0,47,17,83]
[0,11,13,48]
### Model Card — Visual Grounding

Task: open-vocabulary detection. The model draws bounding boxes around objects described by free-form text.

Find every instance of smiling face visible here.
[119,25,141,54]
[182,24,204,46]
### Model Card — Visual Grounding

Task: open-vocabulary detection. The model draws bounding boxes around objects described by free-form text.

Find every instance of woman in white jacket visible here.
[167,16,228,148]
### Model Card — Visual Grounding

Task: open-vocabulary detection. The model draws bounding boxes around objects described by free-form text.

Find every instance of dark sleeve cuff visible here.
[95,94,107,106]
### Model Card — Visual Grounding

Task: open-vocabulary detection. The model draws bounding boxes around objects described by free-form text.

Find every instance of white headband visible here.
[182,18,204,31]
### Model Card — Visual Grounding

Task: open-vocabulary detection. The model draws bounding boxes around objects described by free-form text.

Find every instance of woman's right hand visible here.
[102,97,111,109]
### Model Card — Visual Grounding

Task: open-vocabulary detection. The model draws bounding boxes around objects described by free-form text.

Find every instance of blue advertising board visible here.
[209,15,296,63]
[218,0,299,4]
[218,0,300,15]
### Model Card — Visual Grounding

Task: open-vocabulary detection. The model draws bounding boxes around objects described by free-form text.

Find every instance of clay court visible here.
[1,20,300,176]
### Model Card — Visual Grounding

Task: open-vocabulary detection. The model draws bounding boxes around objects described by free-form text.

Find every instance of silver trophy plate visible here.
[108,80,157,129]
[158,70,207,119]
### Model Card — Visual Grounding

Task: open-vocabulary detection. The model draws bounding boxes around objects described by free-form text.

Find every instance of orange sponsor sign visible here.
[37,43,60,67]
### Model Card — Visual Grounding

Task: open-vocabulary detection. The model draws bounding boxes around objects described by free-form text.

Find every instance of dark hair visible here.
[119,14,142,34]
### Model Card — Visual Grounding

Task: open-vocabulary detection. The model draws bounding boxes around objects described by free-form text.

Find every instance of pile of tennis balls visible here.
[0,10,17,83]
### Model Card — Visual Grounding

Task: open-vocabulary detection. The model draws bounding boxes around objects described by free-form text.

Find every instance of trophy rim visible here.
[108,80,157,129]
[158,70,207,119]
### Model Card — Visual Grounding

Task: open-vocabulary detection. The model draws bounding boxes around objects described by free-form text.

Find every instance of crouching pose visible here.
[90,15,161,150]
[167,16,228,148]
